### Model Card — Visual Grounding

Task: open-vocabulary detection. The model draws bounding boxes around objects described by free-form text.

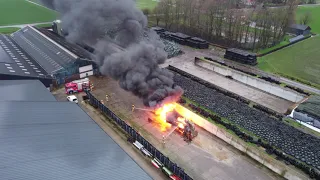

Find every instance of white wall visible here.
[79,64,93,73]
[80,70,93,78]
[195,59,305,103]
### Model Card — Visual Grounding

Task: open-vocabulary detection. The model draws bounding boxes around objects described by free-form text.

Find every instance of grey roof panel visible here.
[0,80,56,101]
[11,26,77,74]
[36,27,93,60]
[0,35,48,78]
[0,101,152,180]
[0,44,13,63]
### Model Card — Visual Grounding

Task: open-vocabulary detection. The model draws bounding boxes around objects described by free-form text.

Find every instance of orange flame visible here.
[178,123,185,129]
[153,102,199,132]
[154,103,177,132]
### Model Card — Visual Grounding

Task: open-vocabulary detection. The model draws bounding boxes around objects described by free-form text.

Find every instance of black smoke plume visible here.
[40,0,183,107]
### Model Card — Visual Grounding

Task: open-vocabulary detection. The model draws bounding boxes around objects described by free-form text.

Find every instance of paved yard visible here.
[161,47,294,114]
[62,76,282,180]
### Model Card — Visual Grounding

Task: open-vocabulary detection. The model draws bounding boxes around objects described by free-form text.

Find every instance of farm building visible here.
[288,24,311,36]
[0,25,98,87]
[0,34,53,87]
[0,79,152,180]
[293,95,320,129]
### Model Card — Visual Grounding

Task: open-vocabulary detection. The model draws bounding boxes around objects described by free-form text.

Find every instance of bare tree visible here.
[153,6,162,26]
[300,11,312,25]
[170,0,182,31]
[157,0,174,28]
[152,0,297,50]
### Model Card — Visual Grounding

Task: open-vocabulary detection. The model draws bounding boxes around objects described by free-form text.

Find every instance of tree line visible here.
[146,0,301,51]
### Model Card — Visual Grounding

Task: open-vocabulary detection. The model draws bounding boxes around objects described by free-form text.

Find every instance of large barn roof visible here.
[11,26,78,74]
[36,27,93,60]
[0,79,152,180]
[0,35,48,78]
[0,80,56,101]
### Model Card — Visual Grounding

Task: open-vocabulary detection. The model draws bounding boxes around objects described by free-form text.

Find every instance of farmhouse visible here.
[288,24,311,36]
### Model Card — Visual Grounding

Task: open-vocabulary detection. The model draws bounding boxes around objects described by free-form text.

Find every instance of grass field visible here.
[136,0,158,10]
[0,27,20,34]
[257,35,292,54]
[296,6,320,34]
[30,0,158,11]
[0,0,57,26]
[258,35,320,87]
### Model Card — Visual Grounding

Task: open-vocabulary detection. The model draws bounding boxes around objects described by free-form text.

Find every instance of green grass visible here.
[0,27,20,34]
[257,39,290,54]
[256,35,293,54]
[137,0,158,10]
[35,23,52,28]
[296,6,320,34]
[0,0,57,26]
[258,35,320,88]
[27,0,41,3]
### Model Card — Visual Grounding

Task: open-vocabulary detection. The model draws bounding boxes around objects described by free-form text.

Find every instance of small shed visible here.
[288,24,311,36]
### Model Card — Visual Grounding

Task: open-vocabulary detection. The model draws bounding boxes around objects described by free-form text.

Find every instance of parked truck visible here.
[65,78,90,94]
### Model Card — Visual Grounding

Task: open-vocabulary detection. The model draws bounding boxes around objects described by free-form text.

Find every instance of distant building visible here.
[288,24,311,36]
[293,95,320,129]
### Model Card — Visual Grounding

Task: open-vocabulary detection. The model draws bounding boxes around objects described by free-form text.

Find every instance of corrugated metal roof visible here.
[36,27,93,60]
[0,101,152,180]
[0,35,48,78]
[0,80,56,101]
[11,26,77,74]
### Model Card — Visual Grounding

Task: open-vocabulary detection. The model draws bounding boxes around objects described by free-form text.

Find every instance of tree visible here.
[300,11,312,25]
[153,6,162,26]
[142,8,150,16]
[157,0,173,28]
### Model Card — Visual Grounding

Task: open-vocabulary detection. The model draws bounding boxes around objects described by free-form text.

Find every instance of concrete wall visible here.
[195,59,305,103]
[175,104,310,180]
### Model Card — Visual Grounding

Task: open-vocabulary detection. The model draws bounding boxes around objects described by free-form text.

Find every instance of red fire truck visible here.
[65,78,90,94]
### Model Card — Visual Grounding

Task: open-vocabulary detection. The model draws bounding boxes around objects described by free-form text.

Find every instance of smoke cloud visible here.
[40,0,183,107]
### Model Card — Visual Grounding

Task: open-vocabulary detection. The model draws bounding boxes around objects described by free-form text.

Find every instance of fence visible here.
[85,90,193,180]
